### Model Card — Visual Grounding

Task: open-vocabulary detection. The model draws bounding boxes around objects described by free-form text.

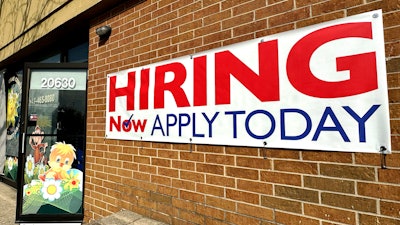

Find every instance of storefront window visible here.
[40,54,61,63]
[3,71,23,185]
[1,41,88,189]
[68,43,88,63]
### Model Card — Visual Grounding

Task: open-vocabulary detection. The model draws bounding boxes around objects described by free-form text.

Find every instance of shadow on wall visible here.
[0,75,6,174]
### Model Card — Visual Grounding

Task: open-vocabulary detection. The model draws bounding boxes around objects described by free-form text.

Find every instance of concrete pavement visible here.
[85,210,167,225]
[0,181,166,225]
[0,181,18,225]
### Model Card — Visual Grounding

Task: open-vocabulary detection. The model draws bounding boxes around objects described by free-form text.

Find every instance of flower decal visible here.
[25,186,32,197]
[22,142,83,215]
[64,177,80,191]
[64,169,83,191]
[25,154,35,177]
[37,163,47,177]
[7,157,14,171]
[24,180,42,197]
[6,89,19,128]
[41,179,62,201]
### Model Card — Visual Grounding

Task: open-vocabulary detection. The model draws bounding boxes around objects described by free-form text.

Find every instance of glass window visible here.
[67,42,88,63]
[40,54,61,63]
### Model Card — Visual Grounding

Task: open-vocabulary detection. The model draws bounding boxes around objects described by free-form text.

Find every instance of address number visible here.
[41,77,76,89]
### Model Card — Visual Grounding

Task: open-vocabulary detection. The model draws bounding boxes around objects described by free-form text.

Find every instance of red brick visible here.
[194,3,221,20]
[378,168,400,184]
[233,0,266,16]
[354,152,381,166]
[196,204,225,220]
[275,211,320,225]
[222,12,254,30]
[275,185,319,203]
[304,176,355,193]
[158,168,179,178]
[139,164,156,174]
[151,158,171,167]
[158,185,179,198]
[206,196,236,211]
[180,210,205,224]
[180,170,205,182]
[321,192,377,213]
[302,151,352,163]
[180,190,205,203]
[359,213,400,225]
[196,183,224,197]
[233,20,266,37]
[260,171,302,186]
[237,203,274,221]
[266,149,300,159]
[297,11,344,28]
[205,154,235,165]
[178,19,202,34]
[172,160,195,170]
[304,204,356,224]
[225,212,261,225]
[255,0,294,19]
[206,174,236,188]
[117,153,133,161]
[347,1,383,16]
[236,156,271,169]
[134,155,150,164]
[225,146,259,156]
[204,10,231,27]
[172,198,196,211]
[261,196,302,213]
[226,189,259,204]
[172,179,195,191]
[387,57,400,74]
[197,163,224,175]
[226,167,259,180]
[180,152,205,162]
[203,30,232,45]
[320,164,375,181]
[312,0,363,15]
[269,6,310,27]
[358,182,400,201]
[197,145,225,153]
[237,179,273,195]
[223,33,254,46]
[274,160,318,174]
[380,200,400,218]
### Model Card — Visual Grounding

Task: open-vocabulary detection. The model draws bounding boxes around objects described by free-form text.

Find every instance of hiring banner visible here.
[105,10,391,153]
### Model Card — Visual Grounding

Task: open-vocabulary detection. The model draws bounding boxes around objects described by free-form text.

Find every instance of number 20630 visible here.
[41,77,76,89]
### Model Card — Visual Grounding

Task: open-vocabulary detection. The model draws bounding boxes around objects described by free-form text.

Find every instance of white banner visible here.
[105,10,391,153]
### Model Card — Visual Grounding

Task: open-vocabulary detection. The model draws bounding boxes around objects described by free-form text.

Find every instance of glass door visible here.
[16,63,87,223]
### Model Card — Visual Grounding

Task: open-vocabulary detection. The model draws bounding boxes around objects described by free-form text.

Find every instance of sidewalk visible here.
[0,181,166,225]
[0,181,18,225]
[85,210,167,225]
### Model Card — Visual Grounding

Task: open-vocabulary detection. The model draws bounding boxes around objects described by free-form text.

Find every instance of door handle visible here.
[21,132,26,154]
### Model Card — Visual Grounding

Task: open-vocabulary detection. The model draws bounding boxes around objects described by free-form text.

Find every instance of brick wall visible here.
[85,0,400,224]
